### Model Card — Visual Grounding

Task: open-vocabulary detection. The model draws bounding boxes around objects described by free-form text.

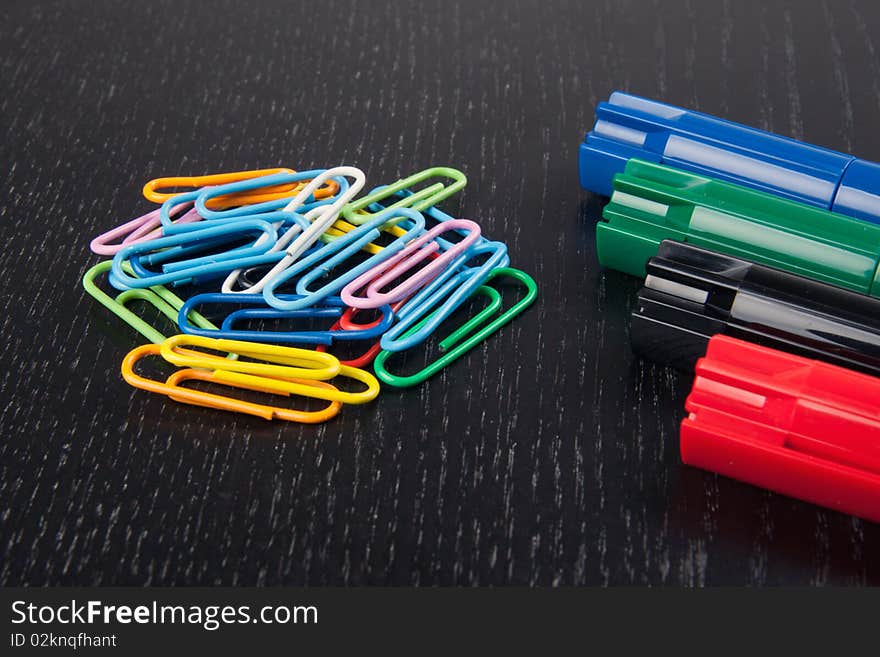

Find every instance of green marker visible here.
[597,160,880,296]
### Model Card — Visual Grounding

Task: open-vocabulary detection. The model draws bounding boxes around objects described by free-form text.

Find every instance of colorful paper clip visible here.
[110,218,286,289]
[122,344,343,423]
[186,169,346,225]
[314,301,409,368]
[632,240,880,377]
[83,261,219,343]
[261,208,427,309]
[85,164,534,425]
[177,293,394,345]
[142,168,341,208]
[580,91,880,224]
[341,220,482,309]
[598,159,880,295]
[374,268,537,387]
[93,168,319,255]
[341,167,467,225]
[160,335,380,405]
[681,334,880,523]
[380,240,510,351]
[90,204,201,255]
[218,167,367,294]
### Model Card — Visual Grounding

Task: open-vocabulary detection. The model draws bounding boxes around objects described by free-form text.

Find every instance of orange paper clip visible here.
[142,169,340,209]
[122,344,342,423]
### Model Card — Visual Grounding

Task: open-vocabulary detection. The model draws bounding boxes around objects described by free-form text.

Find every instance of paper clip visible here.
[122,344,343,423]
[110,218,287,289]
[341,167,466,225]
[160,334,338,378]
[158,176,336,237]
[160,335,380,404]
[122,204,201,244]
[260,208,426,310]
[314,300,408,368]
[379,240,510,351]
[319,169,466,250]
[94,168,301,255]
[322,187,488,260]
[90,203,202,255]
[142,168,339,209]
[93,169,340,256]
[340,220,482,309]
[83,261,219,343]
[176,293,394,345]
[219,167,367,294]
[374,268,537,387]
[190,170,342,220]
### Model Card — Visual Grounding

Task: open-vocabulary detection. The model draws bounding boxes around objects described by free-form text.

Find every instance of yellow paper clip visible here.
[122,344,343,423]
[160,334,342,381]
[122,335,381,422]
[321,218,410,255]
[161,335,380,405]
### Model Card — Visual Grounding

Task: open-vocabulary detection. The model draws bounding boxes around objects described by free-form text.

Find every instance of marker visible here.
[598,159,880,296]
[682,335,880,523]
[632,240,880,377]
[580,91,880,225]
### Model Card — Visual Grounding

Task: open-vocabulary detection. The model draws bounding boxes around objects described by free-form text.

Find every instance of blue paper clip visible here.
[129,211,309,280]
[261,208,427,311]
[158,191,325,237]
[123,222,314,288]
[177,293,393,345]
[380,240,510,351]
[192,170,348,220]
[110,219,284,289]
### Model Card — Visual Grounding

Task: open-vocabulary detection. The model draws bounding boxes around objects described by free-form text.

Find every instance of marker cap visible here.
[598,159,880,297]
[681,335,880,523]
[631,240,880,376]
[580,92,880,225]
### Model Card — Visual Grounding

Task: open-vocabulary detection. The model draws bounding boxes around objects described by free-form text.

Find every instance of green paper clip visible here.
[83,261,219,344]
[598,159,880,296]
[374,267,537,388]
[342,167,467,224]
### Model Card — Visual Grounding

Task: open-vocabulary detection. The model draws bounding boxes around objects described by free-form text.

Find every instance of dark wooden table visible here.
[2,0,878,586]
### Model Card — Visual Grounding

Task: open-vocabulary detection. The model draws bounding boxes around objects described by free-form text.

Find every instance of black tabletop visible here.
[2,0,878,586]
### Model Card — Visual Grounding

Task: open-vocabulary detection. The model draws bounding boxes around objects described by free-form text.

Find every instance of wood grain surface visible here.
[1,0,878,585]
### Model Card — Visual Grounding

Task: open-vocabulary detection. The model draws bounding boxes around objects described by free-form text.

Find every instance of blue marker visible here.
[579,91,880,224]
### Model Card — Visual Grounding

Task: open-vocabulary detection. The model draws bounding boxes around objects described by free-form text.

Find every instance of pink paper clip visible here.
[340,219,481,309]
[90,203,201,255]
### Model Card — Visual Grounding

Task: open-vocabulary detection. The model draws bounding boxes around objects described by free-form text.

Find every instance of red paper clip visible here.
[681,335,880,523]
[315,300,408,368]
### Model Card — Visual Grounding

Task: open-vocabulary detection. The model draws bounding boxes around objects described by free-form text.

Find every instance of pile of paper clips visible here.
[83,166,537,424]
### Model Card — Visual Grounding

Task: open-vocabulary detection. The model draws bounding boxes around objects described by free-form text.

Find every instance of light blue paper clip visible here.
[110,218,283,289]
[261,208,427,311]
[193,170,349,220]
[380,240,509,351]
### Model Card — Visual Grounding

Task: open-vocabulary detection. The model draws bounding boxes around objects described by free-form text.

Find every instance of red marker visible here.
[681,335,880,523]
